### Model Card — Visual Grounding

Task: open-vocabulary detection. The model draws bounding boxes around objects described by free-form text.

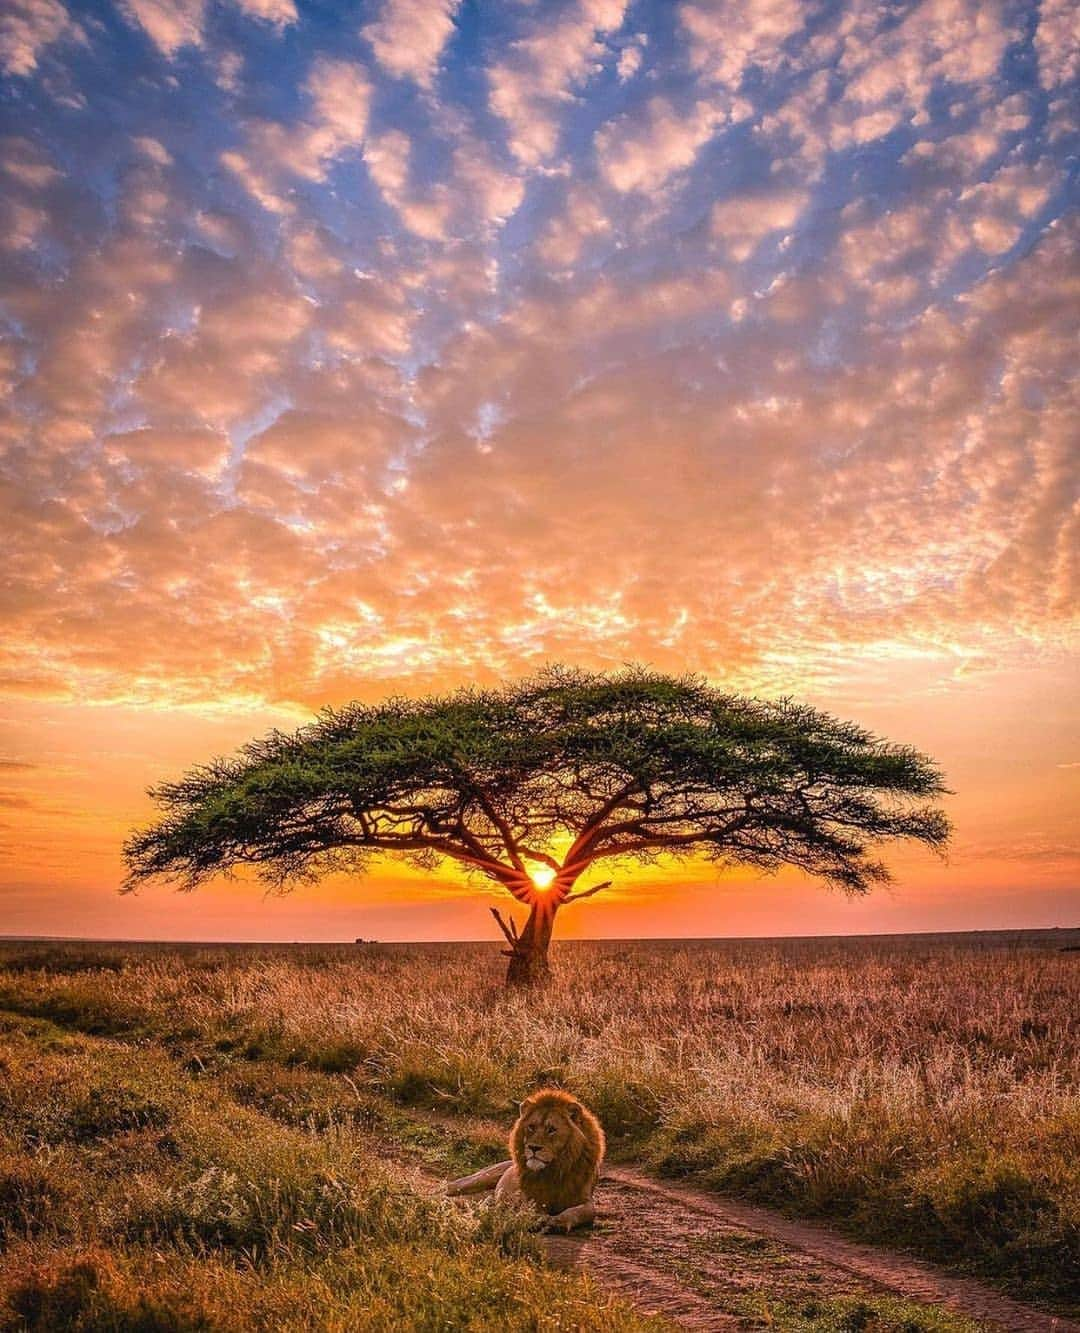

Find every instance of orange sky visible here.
[1,0,1077,940]
[2,652,1076,941]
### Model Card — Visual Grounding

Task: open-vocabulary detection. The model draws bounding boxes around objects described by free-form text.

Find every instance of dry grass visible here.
[1,931,1077,1312]
[0,1008,664,1331]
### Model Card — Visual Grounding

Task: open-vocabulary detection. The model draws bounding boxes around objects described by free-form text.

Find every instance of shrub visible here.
[906,1152,1080,1299]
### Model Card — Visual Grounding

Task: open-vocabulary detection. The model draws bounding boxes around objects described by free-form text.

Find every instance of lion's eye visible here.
[547,1126,555,1135]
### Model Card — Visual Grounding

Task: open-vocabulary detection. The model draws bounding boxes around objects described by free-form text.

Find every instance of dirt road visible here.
[411,1109,1077,1333]
[539,1165,1076,1332]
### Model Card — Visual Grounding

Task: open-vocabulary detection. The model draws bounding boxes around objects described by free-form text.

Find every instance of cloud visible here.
[1,136,63,188]
[306,55,372,143]
[830,0,1016,152]
[119,0,206,57]
[616,33,646,82]
[364,127,409,200]
[596,96,724,194]
[535,184,611,268]
[711,187,808,260]
[3,220,1077,710]
[962,837,1080,864]
[755,1,1021,173]
[488,0,628,166]
[365,124,523,240]
[839,0,1013,105]
[103,427,231,478]
[365,129,452,239]
[0,0,84,76]
[285,224,343,280]
[901,94,1031,183]
[233,0,296,29]
[119,0,295,57]
[362,0,460,89]
[959,162,1058,254]
[450,140,525,230]
[132,135,174,166]
[1,0,1076,726]
[1035,0,1079,91]
[679,0,806,90]
[223,56,372,211]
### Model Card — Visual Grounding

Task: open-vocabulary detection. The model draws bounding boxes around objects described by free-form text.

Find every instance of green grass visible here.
[735,1293,982,1333]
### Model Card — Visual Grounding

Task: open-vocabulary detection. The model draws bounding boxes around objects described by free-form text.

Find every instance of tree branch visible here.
[520,847,561,872]
[566,815,756,867]
[561,780,642,870]
[561,880,611,905]
[490,906,520,946]
[347,830,516,880]
[471,785,526,872]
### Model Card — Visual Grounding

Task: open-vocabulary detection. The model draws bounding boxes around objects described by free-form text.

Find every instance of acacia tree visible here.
[124,666,950,984]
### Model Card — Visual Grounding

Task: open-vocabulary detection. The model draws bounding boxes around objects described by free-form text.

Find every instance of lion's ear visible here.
[565,1103,579,1122]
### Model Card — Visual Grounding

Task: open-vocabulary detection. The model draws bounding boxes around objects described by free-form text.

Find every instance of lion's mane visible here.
[509,1088,605,1214]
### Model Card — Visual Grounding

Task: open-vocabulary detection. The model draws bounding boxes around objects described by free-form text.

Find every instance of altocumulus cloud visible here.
[0,0,1076,712]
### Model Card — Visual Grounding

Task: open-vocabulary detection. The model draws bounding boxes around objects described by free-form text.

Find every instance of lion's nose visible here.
[526,1143,541,1152]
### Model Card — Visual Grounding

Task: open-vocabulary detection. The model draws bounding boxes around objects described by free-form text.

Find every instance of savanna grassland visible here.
[0,930,1077,1330]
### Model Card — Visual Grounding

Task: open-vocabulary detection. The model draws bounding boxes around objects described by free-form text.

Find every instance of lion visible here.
[446,1088,604,1232]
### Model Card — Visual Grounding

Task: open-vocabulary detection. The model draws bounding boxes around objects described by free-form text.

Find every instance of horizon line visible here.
[2,925,1077,947]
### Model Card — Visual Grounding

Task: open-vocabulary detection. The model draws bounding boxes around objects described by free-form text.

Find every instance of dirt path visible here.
[405,1108,1077,1333]
[556,1166,1076,1333]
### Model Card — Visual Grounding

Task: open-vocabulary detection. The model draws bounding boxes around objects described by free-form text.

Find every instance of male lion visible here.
[446,1088,604,1232]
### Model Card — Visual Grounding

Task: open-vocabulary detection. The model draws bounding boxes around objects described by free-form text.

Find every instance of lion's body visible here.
[446,1089,604,1232]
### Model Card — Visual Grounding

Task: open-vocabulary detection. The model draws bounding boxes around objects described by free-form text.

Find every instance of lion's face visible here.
[509,1089,605,1212]
[517,1104,578,1172]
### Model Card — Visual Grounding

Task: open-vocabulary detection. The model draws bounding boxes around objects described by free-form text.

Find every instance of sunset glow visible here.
[529,866,558,892]
[0,0,1077,942]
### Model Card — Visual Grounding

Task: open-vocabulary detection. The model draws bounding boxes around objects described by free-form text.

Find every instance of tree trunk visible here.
[505,898,557,986]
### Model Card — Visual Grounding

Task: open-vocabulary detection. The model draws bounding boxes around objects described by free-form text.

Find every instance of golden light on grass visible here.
[1,935,1073,1307]
[529,864,556,890]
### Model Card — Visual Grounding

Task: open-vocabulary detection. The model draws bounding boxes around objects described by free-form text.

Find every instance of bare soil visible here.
[542,1165,1078,1332]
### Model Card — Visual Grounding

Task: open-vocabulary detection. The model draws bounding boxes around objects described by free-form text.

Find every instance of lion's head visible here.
[510,1088,605,1213]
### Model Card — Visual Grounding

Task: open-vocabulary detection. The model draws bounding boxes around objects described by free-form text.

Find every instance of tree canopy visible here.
[124,666,950,980]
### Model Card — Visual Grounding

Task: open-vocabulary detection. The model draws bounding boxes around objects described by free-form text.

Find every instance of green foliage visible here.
[126,1161,451,1256]
[903,1151,1080,1300]
[2,1243,666,1333]
[124,666,949,908]
[3,1252,216,1333]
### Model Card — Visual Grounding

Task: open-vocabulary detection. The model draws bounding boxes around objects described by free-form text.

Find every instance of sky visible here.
[0,0,1077,943]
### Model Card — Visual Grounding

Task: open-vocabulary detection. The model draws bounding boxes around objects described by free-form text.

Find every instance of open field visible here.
[0,930,1077,1329]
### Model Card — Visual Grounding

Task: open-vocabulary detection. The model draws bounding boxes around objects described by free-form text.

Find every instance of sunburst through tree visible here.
[124,666,950,984]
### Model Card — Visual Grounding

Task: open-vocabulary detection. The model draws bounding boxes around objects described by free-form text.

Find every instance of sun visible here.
[529,864,557,890]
